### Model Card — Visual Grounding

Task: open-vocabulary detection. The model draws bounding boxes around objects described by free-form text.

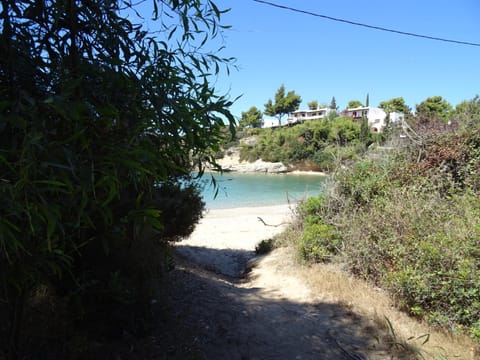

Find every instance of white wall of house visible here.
[286,108,331,124]
[261,118,279,128]
[346,106,393,132]
[346,106,368,119]
[367,107,387,132]
[261,107,404,132]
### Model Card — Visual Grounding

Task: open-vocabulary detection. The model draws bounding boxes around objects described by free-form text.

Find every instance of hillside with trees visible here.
[238,117,365,172]
[231,89,381,171]
[232,92,401,172]
[230,90,477,175]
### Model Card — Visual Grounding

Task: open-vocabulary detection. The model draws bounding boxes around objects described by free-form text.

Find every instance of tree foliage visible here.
[0,0,235,356]
[264,84,301,125]
[347,100,363,108]
[239,117,362,169]
[379,97,410,114]
[453,95,480,129]
[239,106,263,128]
[330,96,338,110]
[359,116,371,146]
[416,96,453,123]
[307,100,319,110]
[329,117,361,145]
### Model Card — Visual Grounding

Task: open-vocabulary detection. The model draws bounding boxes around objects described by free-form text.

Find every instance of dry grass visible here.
[272,213,480,359]
[282,245,480,360]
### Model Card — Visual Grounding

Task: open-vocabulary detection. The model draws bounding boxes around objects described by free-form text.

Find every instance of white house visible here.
[261,118,279,128]
[345,106,385,132]
[260,106,404,132]
[345,106,403,132]
[345,106,405,132]
[286,107,331,125]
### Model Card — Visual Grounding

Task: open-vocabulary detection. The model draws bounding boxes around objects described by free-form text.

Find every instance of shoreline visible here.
[208,168,329,177]
[202,203,296,218]
[175,204,294,277]
[204,200,300,211]
[286,170,328,176]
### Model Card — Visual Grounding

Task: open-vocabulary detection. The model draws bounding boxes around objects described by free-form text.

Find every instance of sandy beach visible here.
[175,204,296,277]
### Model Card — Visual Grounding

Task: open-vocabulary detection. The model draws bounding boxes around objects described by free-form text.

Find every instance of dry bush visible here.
[294,129,480,349]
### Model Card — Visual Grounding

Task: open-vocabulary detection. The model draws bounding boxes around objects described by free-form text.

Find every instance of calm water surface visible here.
[198,172,328,209]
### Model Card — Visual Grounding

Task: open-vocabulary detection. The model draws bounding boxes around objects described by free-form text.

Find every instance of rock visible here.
[224,159,288,174]
[212,141,290,174]
[240,136,257,146]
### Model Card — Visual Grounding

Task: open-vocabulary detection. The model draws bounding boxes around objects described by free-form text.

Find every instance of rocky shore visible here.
[213,146,286,173]
[221,158,289,173]
[214,145,327,175]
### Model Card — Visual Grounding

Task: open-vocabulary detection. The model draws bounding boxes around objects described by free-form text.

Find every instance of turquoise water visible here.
[197,172,328,209]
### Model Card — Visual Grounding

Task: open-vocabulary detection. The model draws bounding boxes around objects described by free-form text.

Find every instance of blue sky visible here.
[206,0,479,120]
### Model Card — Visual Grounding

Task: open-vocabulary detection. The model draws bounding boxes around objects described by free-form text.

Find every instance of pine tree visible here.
[360,116,370,146]
[330,96,338,110]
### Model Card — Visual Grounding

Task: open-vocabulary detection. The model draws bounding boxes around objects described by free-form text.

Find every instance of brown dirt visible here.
[148,248,407,360]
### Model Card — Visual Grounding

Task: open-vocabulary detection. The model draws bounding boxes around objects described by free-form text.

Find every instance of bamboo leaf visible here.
[38,205,57,252]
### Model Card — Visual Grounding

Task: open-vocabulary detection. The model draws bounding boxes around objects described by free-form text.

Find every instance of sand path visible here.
[147,205,402,359]
[175,205,294,277]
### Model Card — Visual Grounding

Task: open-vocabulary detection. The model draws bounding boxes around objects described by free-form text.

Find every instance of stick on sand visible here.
[257,216,288,227]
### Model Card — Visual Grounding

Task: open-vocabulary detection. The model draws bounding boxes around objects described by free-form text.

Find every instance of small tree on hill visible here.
[330,96,338,111]
[416,96,453,123]
[347,100,363,109]
[379,97,411,114]
[360,115,371,146]
[239,106,263,128]
[454,95,480,129]
[264,84,302,125]
[308,100,319,110]
[415,96,454,137]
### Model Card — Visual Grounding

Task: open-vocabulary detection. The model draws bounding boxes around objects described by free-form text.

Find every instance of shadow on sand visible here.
[148,248,398,360]
[174,245,257,278]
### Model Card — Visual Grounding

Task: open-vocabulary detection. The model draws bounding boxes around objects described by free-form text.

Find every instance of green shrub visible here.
[297,215,340,263]
[298,195,327,216]
[328,117,361,145]
[340,187,480,330]
[335,159,393,207]
[471,321,480,340]
[255,239,275,254]
[312,150,336,171]
[239,144,261,162]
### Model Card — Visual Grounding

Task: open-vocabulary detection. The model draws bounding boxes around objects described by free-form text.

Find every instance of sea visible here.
[196,172,328,209]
